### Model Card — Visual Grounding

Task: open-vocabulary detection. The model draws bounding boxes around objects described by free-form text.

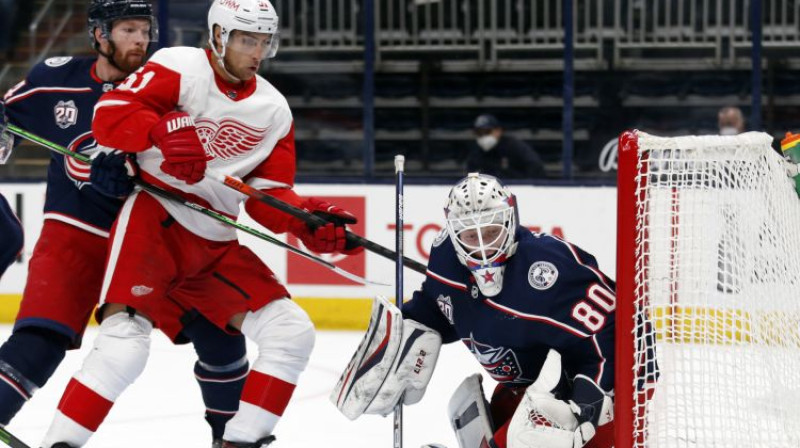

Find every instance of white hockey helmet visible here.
[207,0,280,60]
[445,173,518,297]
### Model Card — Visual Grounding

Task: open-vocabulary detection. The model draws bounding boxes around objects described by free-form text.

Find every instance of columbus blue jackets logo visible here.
[54,100,78,129]
[64,132,100,186]
[463,335,524,382]
[436,294,454,325]
[528,261,558,290]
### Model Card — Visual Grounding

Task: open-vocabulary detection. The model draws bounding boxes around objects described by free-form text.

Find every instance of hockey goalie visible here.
[331,174,616,448]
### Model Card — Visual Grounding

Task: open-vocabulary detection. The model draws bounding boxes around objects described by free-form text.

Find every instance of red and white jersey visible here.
[92,47,297,241]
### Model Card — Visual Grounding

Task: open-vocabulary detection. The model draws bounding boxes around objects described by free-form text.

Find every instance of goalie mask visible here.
[445,173,518,297]
[208,0,280,79]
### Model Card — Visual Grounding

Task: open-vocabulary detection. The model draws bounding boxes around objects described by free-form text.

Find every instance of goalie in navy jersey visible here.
[0,1,250,446]
[332,173,615,448]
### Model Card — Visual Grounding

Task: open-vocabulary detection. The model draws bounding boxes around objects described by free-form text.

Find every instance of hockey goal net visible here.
[615,130,800,448]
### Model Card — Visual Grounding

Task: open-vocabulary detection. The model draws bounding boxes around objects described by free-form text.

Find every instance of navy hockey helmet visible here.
[87,0,157,48]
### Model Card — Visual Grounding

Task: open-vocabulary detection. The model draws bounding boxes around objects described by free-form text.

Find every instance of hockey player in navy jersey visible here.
[333,173,615,448]
[0,1,250,445]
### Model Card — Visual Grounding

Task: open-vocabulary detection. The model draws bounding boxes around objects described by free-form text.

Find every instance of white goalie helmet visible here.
[207,0,280,61]
[445,173,519,297]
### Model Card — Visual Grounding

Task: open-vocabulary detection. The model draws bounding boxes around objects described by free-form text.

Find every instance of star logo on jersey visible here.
[195,118,269,161]
[462,334,524,382]
[54,100,78,129]
[64,132,101,186]
[436,294,454,325]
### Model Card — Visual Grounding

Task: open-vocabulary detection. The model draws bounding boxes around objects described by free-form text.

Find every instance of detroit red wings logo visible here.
[195,118,269,161]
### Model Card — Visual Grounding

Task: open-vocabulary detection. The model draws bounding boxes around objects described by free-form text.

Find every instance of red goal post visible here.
[615,130,800,448]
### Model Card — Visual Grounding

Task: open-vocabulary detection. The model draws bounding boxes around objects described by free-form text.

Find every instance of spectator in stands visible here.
[718,106,746,135]
[466,114,545,179]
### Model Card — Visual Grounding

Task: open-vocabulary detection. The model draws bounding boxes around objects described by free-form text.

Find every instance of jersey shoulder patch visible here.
[27,56,93,88]
[527,261,559,290]
[44,56,73,67]
[432,228,449,248]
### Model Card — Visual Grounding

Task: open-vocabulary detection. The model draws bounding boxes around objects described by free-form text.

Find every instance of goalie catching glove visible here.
[331,295,441,419]
[507,350,613,448]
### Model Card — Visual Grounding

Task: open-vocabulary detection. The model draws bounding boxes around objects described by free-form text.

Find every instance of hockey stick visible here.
[5,124,386,287]
[0,427,31,448]
[392,155,405,448]
[204,169,428,275]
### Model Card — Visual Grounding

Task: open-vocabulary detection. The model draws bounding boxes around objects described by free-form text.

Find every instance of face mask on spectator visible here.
[477,135,499,151]
[720,126,739,136]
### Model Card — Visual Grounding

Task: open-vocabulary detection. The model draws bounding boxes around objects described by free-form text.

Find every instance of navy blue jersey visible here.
[402,227,615,392]
[2,56,122,235]
[0,193,23,277]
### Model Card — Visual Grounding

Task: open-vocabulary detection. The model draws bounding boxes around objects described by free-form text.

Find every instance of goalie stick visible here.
[0,427,31,448]
[393,154,405,448]
[204,169,428,274]
[5,124,386,287]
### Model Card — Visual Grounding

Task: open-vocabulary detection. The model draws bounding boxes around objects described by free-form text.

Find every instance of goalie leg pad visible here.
[447,374,497,448]
[331,296,441,419]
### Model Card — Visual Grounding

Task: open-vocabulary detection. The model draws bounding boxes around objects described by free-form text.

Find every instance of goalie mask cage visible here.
[615,130,800,448]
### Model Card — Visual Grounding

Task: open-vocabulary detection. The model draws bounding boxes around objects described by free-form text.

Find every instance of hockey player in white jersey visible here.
[40,1,362,447]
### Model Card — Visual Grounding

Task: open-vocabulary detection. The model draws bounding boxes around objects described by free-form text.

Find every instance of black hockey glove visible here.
[568,375,613,447]
[89,150,138,198]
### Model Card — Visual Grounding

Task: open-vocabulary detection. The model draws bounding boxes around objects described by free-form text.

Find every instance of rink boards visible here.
[0,182,617,329]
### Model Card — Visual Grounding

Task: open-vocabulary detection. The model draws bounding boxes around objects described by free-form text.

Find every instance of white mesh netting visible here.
[629,131,800,448]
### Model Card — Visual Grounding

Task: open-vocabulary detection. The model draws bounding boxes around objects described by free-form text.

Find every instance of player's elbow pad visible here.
[92,105,161,153]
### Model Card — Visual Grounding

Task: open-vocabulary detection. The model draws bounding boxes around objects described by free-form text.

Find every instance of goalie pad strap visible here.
[447,374,497,448]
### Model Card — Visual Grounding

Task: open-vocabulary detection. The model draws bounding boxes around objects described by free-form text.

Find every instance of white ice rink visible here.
[2,325,494,448]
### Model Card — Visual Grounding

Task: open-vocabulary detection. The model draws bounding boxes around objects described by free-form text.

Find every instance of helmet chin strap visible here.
[209,35,243,83]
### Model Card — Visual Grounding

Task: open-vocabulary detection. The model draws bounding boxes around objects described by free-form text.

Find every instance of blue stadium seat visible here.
[376,75,419,99]
[482,75,535,98]
[430,75,474,99]
[308,75,362,99]
[687,73,746,97]
[376,109,420,132]
[430,109,476,132]
[621,74,687,98]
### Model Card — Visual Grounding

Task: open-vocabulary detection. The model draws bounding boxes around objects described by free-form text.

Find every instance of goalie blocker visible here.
[331,296,442,419]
